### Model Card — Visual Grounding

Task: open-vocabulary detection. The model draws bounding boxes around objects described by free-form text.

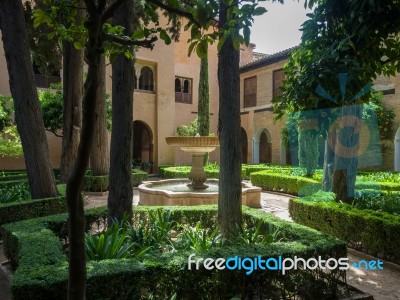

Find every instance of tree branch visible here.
[83,0,96,17]
[381,54,400,66]
[102,0,125,23]
[147,0,201,27]
[103,33,158,49]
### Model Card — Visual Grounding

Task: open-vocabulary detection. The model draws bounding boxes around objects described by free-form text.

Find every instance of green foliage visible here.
[353,191,400,216]
[83,169,148,191]
[176,222,223,253]
[0,181,30,204]
[3,206,347,299]
[24,1,62,76]
[176,118,198,136]
[160,164,247,179]
[0,95,13,131]
[39,84,63,135]
[231,220,282,246]
[362,91,395,140]
[298,121,319,176]
[250,170,321,196]
[0,126,23,157]
[86,216,151,260]
[290,196,400,264]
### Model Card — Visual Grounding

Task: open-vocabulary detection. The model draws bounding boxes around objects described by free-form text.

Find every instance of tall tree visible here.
[274,0,400,202]
[0,0,58,199]
[217,0,242,235]
[89,56,110,176]
[108,0,135,222]
[198,55,210,165]
[60,0,84,182]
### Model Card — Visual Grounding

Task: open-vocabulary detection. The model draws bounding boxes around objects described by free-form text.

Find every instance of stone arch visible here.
[133,120,154,168]
[241,127,248,163]
[252,128,272,164]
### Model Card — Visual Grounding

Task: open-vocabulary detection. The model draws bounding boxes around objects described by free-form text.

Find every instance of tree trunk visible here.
[217,1,242,236]
[198,56,210,165]
[60,2,84,183]
[66,10,105,299]
[0,0,58,199]
[90,57,109,176]
[108,0,134,223]
[322,137,335,192]
[331,105,362,204]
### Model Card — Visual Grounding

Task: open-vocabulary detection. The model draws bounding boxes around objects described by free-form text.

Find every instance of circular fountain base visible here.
[139,179,262,208]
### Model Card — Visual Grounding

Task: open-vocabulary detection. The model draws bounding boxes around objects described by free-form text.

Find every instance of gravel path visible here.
[1,190,399,299]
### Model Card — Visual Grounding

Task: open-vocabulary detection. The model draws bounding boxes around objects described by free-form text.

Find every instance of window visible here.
[273,69,284,98]
[243,76,257,108]
[138,66,154,91]
[175,77,192,104]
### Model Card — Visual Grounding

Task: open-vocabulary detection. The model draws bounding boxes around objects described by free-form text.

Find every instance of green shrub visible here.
[2,206,347,299]
[132,169,148,186]
[82,175,109,192]
[0,181,30,204]
[251,171,321,196]
[289,194,400,264]
[161,164,247,179]
[0,196,67,228]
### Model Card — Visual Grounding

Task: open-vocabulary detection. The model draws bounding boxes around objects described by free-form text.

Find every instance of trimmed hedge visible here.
[251,171,321,196]
[2,206,347,299]
[82,169,148,192]
[0,196,67,227]
[160,165,247,180]
[289,194,400,264]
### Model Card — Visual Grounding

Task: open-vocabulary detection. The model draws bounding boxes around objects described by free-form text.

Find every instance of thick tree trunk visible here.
[217,1,242,235]
[66,10,104,299]
[0,0,58,199]
[331,105,362,204]
[198,56,210,165]
[60,2,84,183]
[108,0,134,223]
[90,57,109,176]
[322,138,335,191]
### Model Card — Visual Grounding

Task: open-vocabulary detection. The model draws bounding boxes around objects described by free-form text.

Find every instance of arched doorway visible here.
[252,128,272,164]
[133,121,153,169]
[395,127,400,171]
[241,127,248,163]
[259,130,272,163]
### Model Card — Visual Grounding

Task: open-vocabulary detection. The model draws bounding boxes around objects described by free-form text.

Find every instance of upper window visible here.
[243,76,257,108]
[175,77,192,104]
[273,69,284,98]
[138,67,154,91]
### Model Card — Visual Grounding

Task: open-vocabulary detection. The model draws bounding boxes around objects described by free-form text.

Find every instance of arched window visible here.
[183,79,190,93]
[175,77,192,104]
[139,66,154,91]
[175,78,181,92]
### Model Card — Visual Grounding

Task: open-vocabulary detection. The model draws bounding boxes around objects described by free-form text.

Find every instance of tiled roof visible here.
[240,46,299,73]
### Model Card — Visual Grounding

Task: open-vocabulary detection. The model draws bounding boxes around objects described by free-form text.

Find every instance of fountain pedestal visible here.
[188,153,208,189]
[166,136,219,189]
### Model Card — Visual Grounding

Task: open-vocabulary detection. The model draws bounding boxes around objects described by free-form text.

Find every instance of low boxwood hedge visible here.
[2,206,347,299]
[0,195,67,227]
[289,193,400,264]
[82,169,148,192]
[160,165,247,180]
[251,171,321,196]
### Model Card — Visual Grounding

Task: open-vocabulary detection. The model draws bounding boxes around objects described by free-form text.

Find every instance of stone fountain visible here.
[138,136,261,207]
[165,136,219,189]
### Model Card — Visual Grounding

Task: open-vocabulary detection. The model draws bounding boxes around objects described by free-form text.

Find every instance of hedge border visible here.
[2,206,347,299]
[0,196,67,227]
[289,197,400,264]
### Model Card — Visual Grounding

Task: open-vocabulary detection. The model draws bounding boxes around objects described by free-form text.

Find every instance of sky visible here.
[250,1,312,54]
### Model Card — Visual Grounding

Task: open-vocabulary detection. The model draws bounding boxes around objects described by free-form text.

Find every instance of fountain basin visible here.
[139,179,262,208]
